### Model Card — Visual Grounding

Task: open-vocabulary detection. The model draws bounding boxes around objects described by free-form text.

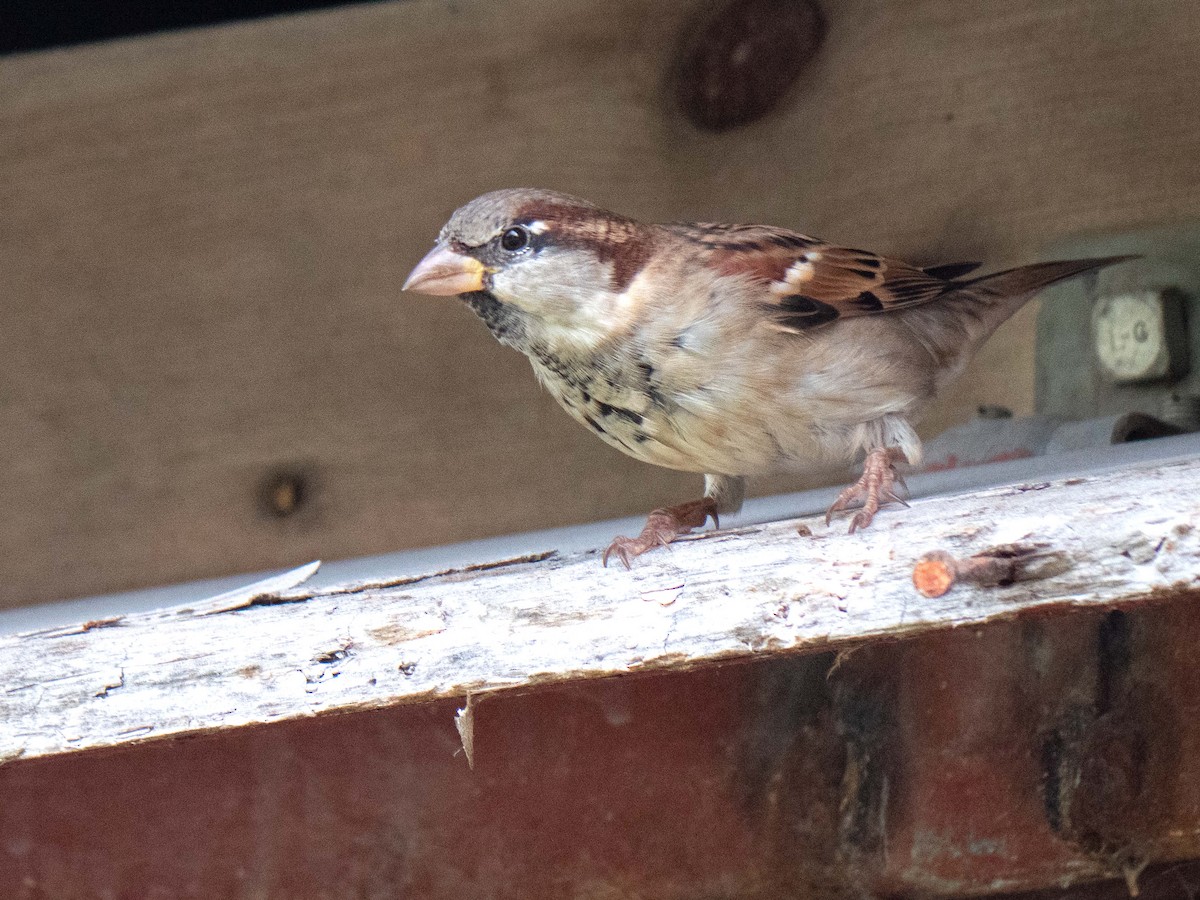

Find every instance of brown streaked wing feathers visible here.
[666,222,973,332]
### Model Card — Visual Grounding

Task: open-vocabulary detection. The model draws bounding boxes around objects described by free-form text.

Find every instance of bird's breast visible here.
[530,349,742,475]
[520,320,921,476]
[528,350,668,461]
[524,344,796,474]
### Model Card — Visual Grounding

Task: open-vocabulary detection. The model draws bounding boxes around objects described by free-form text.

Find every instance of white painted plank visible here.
[2,457,1199,767]
[6,431,1199,637]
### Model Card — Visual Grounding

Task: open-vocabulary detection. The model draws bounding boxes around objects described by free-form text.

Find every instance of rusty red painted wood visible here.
[0,662,846,898]
[849,599,1200,896]
[3,596,1199,898]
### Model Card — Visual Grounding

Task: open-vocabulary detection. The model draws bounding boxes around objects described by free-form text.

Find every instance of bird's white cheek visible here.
[493,254,631,349]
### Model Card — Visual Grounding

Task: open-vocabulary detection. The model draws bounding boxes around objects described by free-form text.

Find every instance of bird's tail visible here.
[958,254,1138,300]
[902,254,1137,383]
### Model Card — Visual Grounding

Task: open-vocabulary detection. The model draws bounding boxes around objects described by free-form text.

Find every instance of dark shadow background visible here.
[1,0,383,54]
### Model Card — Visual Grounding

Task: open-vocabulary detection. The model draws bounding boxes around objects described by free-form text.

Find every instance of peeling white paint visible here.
[2,458,1199,766]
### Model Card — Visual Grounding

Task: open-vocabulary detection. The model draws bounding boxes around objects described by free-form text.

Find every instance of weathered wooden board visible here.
[3,455,1198,767]
[3,0,1200,607]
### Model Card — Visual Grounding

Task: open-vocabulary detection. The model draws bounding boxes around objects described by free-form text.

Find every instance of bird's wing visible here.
[664,222,979,333]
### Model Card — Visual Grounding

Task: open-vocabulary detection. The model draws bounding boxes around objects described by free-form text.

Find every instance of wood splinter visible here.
[912,550,1018,598]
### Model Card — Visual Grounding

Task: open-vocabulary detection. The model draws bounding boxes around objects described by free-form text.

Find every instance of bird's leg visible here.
[603,497,719,569]
[825,447,910,534]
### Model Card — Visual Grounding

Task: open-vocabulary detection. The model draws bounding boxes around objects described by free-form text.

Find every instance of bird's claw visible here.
[603,534,667,570]
[824,490,858,526]
[826,447,909,533]
[602,498,718,568]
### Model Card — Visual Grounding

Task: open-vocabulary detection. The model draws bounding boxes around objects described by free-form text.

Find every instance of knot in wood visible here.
[675,0,826,131]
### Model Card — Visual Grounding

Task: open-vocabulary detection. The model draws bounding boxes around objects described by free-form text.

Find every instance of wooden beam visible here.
[4,0,1200,606]
[3,455,1199,767]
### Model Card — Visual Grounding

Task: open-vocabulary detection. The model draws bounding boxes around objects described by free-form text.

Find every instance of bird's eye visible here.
[500,226,530,252]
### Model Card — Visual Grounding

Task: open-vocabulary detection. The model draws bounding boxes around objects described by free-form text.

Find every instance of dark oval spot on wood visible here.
[675,0,826,131]
[258,469,311,518]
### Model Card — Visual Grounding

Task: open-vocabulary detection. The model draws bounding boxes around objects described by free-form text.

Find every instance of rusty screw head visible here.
[912,550,1018,598]
[912,551,959,598]
[675,0,826,132]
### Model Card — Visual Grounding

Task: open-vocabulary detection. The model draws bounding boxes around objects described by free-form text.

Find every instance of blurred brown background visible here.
[3,0,1200,608]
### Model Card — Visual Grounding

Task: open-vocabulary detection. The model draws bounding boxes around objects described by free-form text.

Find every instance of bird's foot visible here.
[603,497,719,569]
[825,447,909,533]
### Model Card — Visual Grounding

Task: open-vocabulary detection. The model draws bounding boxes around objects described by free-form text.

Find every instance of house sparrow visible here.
[403,188,1132,567]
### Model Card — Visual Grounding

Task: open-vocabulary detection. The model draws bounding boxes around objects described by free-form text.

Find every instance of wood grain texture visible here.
[2,0,1199,605]
[3,455,1198,768]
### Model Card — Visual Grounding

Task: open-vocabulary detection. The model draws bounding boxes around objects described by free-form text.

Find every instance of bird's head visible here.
[403,188,655,350]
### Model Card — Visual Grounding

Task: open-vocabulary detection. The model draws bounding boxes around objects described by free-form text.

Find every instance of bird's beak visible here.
[402,244,486,296]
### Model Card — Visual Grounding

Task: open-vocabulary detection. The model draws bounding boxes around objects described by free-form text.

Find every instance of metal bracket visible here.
[1036,225,1200,431]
